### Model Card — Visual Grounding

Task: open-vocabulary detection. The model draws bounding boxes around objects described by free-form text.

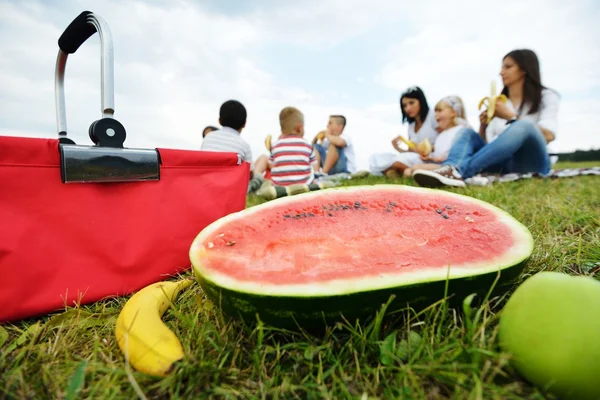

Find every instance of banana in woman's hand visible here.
[115,279,194,377]
[397,136,432,156]
[265,134,272,151]
[478,80,508,123]
[397,135,417,151]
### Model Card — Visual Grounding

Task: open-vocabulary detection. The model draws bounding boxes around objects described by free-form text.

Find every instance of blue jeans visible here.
[443,121,551,178]
[315,143,349,174]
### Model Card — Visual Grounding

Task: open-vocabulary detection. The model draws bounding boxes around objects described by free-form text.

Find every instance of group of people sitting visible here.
[200,48,559,191]
[201,100,357,193]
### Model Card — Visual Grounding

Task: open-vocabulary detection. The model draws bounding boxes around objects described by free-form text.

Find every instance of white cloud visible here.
[246,0,411,49]
[1,0,599,177]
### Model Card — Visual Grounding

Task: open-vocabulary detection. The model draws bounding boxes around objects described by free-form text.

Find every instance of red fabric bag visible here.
[0,11,250,322]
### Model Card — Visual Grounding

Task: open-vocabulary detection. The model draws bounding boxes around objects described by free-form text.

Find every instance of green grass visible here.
[1,161,599,399]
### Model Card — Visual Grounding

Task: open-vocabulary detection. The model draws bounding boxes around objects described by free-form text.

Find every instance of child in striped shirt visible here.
[267,107,318,186]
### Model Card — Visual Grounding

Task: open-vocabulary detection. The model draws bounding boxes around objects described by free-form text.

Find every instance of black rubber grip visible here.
[58,11,96,54]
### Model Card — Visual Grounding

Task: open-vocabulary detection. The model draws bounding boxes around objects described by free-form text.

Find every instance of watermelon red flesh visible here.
[190,185,533,327]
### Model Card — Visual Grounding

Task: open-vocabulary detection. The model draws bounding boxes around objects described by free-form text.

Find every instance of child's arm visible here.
[419,144,447,163]
[420,154,446,163]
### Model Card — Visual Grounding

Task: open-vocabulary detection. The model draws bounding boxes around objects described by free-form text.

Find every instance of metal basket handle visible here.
[55,11,120,146]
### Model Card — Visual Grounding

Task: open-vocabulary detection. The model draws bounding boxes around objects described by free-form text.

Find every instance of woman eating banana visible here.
[368,86,440,178]
[412,49,560,188]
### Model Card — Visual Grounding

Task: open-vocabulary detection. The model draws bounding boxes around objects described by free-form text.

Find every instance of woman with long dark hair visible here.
[413,49,559,188]
[368,86,439,178]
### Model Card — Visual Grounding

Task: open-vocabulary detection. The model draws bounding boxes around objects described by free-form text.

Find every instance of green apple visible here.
[498,271,600,399]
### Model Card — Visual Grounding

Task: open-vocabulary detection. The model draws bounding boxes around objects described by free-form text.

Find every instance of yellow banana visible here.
[115,279,193,377]
[397,136,432,156]
[478,80,508,123]
[265,134,272,151]
[397,135,417,150]
[417,138,432,156]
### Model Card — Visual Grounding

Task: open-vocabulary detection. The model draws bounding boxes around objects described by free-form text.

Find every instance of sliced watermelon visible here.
[190,185,533,328]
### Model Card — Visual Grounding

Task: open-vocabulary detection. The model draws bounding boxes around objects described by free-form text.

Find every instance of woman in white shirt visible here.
[403,96,472,177]
[413,49,559,188]
[368,86,439,178]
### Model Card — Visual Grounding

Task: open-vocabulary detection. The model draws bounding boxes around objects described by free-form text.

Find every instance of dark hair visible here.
[330,115,346,130]
[219,100,247,130]
[202,125,218,138]
[501,49,555,115]
[399,86,429,124]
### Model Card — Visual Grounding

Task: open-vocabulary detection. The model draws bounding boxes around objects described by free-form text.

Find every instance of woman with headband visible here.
[412,49,560,188]
[368,86,440,178]
[403,96,472,177]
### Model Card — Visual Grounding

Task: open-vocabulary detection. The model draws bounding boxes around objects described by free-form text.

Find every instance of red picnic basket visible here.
[0,11,250,323]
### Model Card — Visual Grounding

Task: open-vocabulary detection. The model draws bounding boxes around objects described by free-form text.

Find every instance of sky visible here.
[1,0,599,171]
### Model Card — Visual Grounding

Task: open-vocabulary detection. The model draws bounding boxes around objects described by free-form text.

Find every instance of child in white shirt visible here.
[404,96,471,177]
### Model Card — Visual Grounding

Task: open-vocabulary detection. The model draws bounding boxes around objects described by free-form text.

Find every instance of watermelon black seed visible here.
[308,213,315,217]
[342,205,350,210]
[284,214,291,219]
[436,209,443,214]
[328,213,334,217]
[226,240,236,246]
[445,205,452,210]
[442,214,449,219]
[385,209,392,213]
[361,207,368,210]
[354,201,361,209]
[389,202,397,207]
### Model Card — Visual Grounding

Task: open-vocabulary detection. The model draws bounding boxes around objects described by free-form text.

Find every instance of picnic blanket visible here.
[465,167,600,186]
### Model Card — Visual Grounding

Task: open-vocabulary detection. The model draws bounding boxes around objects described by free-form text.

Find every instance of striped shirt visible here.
[201,127,253,163]
[269,135,317,186]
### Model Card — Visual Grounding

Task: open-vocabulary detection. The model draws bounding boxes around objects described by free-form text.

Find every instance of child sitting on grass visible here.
[250,107,318,190]
[404,96,471,177]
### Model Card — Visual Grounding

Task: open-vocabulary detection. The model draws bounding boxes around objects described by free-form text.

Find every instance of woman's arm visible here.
[478,111,489,142]
[537,90,559,144]
[495,95,557,144]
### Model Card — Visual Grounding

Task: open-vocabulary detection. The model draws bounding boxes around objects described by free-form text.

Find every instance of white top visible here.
[486,89,559,152]
[200,126,253,163]
[322,133,357,173]
[408,110,439,145]
[431,125,462,160]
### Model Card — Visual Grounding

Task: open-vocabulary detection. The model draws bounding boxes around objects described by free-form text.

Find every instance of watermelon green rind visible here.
[193,258,528,329]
